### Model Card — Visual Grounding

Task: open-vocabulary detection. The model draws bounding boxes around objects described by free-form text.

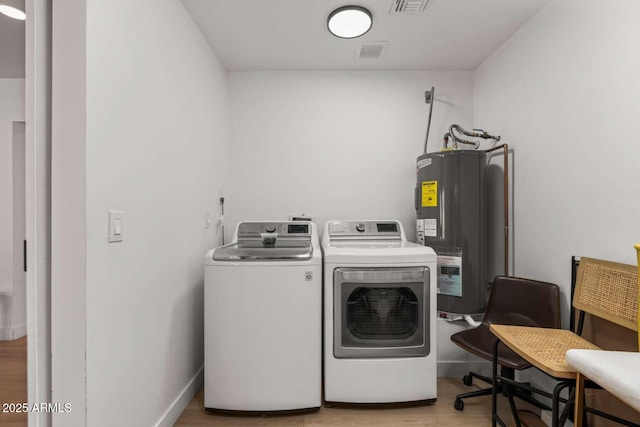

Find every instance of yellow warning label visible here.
[421,181,438,207]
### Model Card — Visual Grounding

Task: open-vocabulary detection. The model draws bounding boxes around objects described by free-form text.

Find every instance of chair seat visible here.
[490,325,601,379]
[451,323,532,370]
[566,349,640,412]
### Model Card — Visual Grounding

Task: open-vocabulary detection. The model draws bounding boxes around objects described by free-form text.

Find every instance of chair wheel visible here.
[463,374,473,386]
[454,398,464,411]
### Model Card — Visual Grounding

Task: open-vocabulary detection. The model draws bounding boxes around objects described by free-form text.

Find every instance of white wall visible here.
[473,0,640,324]
[82,0,230,426]
[228,71,480,376]
[0,5,25,79]
[0,78,25,339]
[11,122,26,339]
[227,71,473,239]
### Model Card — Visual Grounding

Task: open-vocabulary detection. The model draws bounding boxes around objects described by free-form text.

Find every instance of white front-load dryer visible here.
[204,221,321,413]
[322,220,437,404]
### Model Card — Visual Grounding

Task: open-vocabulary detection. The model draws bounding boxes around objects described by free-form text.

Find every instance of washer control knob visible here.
[355,223,366,233]
[265,225,277,233]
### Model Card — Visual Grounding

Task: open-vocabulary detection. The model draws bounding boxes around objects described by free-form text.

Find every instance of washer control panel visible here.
[237,221,311,238]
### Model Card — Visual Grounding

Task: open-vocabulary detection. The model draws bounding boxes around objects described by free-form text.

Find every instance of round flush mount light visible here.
[327,6,372,39]
[0,4,26,20]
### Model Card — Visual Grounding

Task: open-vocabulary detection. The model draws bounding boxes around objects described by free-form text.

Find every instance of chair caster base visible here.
[463,374,473,386]
[454,398,464,411]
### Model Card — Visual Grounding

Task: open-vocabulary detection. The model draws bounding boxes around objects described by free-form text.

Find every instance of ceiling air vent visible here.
[357,42,387,59]
[390,0,432,14]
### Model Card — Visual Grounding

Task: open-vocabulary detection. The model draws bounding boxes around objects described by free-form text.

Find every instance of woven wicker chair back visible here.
[573,257,639,332]
[636,244,640,349]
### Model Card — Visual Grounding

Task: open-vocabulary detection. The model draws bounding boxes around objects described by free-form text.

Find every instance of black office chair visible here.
[450,276,561,412]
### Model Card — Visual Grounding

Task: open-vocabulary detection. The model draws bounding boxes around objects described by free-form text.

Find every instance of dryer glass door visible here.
[333,267,430,358]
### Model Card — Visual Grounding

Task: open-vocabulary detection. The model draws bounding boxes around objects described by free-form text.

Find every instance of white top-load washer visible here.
[204,221,321,413]
[322,220,437,404]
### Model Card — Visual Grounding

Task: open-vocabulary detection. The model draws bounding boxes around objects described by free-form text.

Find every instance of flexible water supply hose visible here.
[443,124,500,149]
[463,314,482,328]
[441,313,482,328]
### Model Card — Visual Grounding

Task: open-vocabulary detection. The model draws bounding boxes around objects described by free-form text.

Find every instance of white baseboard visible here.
[154,365,204,427]
[0,324,26,341]
[437,360,492,378]
[12,323,26,339]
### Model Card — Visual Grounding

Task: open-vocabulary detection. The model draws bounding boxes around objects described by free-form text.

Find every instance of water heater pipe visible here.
[423,86,435,154]
[219,197,225,246]
[463,314,482,328]
[485,144,509,276]
[444,125,501,149]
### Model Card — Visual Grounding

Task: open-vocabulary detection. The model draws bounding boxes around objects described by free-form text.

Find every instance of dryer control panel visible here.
[328,221,402,238]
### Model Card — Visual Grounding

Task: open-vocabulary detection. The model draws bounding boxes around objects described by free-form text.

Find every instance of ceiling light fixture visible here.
[327,6,372,39]
[0,4,26,20]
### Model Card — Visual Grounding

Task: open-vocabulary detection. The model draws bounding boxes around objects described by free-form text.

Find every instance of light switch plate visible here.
[108,210,124,243]
[204,211,212,229]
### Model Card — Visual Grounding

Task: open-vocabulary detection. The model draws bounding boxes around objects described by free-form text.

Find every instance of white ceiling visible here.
[0,0,25,78]
[181,0,551,71]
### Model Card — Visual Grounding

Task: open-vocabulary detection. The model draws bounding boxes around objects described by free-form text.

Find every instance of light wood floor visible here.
[175,377,544,426]
[0,338,545,426]
[0,336,27,427]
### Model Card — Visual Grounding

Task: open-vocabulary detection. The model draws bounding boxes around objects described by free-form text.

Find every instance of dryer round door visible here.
[333,267,430,358]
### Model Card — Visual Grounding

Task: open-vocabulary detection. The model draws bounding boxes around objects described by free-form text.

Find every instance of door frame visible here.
[25,0,52,425]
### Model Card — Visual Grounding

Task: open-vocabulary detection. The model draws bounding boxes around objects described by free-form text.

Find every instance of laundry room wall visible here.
[473,0,640,399]
[227,71,473,240]
[0,78,25,339]
[227,71,484,378]
[80,0,230,425]
[473,0,640,322]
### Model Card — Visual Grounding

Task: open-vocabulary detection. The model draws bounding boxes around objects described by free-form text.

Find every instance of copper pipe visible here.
[423,86,435,154]
[485,144,509,276]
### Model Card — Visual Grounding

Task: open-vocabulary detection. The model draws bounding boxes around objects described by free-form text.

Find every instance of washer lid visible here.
[212,240,313,261]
